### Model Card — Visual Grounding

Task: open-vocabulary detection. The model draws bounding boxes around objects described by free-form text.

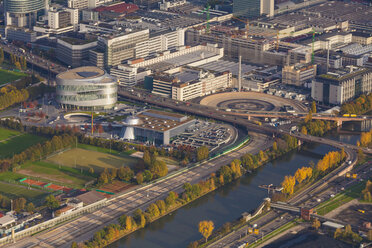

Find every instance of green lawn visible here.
[316,182,365,215]
[0,181,49,204]
[0,132,46,158]
[0,68,27,85]
[0,127,21,141]
[18,161,96,189]
[77,143,136,156]
[45,147,140,172]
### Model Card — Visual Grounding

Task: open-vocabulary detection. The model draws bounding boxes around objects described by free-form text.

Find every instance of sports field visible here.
[45,148,140,172]
[0,128,46,158]
[18,161,96,189]
[0,69,27,86]
[0,127,20,141]
[0,181,49,203]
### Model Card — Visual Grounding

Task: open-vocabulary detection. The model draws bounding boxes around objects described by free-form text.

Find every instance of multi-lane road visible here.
[10,133,272,248]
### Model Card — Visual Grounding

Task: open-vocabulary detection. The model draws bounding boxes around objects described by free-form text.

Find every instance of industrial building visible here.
[120,110,195,145]
[56,66,117,110]
[312,66,372,105]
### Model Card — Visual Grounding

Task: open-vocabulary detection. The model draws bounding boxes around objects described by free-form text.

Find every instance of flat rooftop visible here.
[136,110,192,132]
[197,60,258,77]
[57,66,105,80]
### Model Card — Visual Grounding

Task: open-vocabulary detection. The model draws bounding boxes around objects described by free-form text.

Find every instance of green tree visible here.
[143,150,151,166]
[45,195,59,210]
[165,191,178,207]
[0,48,4,65]
[89,167,94,175]
[156,200,166,214]
[98,172,108,185]
[143,170,153,182]
[196,146,209,161]
[146,203,160,219]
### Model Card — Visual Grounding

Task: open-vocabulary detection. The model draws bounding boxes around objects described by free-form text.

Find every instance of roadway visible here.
[118,88,372,155]
[9,133,272,248]
[0,43,66,76]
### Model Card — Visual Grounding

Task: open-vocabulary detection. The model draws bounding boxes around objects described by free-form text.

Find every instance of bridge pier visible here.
[247,115,251,121]
[298,139,302,146]
[336,119,343,127]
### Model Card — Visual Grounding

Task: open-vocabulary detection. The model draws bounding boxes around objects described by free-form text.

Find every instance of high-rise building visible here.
[233,0,274,18]
[233,0,261,18]
[95,29,149,68]
[4,0,46,27]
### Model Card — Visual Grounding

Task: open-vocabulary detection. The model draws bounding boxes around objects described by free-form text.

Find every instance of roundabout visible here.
[199,92,307,113]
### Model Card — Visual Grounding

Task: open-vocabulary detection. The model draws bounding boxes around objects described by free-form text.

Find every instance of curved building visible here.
[4,0,47,27]
[56,66,117,110]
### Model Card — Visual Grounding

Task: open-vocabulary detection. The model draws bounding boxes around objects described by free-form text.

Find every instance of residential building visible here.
[282,64,317,87]
[312,66,372,105]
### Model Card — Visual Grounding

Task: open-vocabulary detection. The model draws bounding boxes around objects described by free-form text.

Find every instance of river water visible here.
[109,126,361,248]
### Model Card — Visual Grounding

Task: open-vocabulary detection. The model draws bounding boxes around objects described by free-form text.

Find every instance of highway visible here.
[118,88,372,155]
[208,146,361,248]
[9,133,272,248]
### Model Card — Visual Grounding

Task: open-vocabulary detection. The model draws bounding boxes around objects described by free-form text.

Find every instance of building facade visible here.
[282,64,317,87]
[56,66,117,110]
[4,0,46,27]
[57,38,97,68]
[312,66,372,105]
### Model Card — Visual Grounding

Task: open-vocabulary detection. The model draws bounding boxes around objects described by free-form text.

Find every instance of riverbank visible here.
[79,135,298,248]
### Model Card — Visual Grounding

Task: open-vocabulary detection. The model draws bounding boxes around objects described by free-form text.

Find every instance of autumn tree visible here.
[198,220,214,243]
[301,126,308,135]
[196,146,209,161]
[136,172,144,184]
[26,202,35,214]
[281,175,296,195]
[312,218,321,230]
[311,101,317,114]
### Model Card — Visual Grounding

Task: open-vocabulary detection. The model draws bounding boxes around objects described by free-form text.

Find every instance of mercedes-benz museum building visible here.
[56,66,117,110]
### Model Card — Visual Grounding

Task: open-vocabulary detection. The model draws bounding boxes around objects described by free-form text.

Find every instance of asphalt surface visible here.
[9,133,272,248]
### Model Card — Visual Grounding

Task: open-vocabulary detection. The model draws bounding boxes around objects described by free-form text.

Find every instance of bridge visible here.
[118,88,372,156]
[224,111,370,126]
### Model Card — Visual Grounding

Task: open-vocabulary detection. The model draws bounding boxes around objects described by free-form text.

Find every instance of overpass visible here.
[118,88,372,156]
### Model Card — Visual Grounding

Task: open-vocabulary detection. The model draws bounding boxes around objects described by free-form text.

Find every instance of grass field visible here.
[0,127,21,141]
[18,161,96,189]
[0,129,46,158]
[316,182,365,215]
[0,181,49,204]
[77,143,136,156]
[45,148,140,172]
[0,68,27,86]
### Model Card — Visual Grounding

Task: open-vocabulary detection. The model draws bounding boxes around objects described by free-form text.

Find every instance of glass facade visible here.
[4,0,45,13]
[56,68,117,110]
[233,0,261,18]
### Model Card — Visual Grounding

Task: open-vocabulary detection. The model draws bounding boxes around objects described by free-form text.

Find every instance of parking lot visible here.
[171,121,236,152]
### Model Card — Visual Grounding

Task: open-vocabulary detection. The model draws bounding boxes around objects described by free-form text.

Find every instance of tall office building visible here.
[233,0,274,18]
[233,0,261,18]
[4,0,47,27]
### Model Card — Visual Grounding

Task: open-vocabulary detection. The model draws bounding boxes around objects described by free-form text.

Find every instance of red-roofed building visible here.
[94,2,139,14]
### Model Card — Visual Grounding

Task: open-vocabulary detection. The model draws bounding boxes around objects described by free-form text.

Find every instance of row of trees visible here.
[0,134,75,172]
[362,180,372,202]
[334,224,363,244]
[340,93,372,115]
[76,135,301,247]
[0,48,4,65]
[10,54,27,71]
[281,149,345,196]
[0,85,29,111]
[0,194,35,213]
[301,115,336,137]
[357,129,372,147]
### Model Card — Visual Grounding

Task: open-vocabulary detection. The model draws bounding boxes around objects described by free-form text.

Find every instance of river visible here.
[108,127,361,248]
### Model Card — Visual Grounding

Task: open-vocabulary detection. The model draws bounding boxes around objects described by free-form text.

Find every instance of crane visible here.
[231,16,249,40]
[198,4,211,33]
